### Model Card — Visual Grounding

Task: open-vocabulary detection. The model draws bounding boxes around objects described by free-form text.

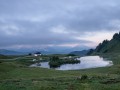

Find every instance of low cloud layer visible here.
[0,0,120,50]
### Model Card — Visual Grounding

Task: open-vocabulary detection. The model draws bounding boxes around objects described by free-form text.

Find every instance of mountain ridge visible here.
[87,32,120,55]
[0,49,27,55]
[70,50,89,56]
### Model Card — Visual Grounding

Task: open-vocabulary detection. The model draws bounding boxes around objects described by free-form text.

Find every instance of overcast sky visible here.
[0,0,120,50]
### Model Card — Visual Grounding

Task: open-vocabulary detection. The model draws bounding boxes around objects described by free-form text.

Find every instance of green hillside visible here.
[88,32,120,54]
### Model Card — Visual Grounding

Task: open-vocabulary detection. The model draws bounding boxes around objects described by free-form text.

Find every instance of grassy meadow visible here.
[0,54,120,90]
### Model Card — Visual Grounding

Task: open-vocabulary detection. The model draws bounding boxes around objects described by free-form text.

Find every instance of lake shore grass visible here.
[0,53,120,90]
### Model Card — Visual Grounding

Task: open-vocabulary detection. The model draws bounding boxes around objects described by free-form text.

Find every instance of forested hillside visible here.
[87,32,120,54]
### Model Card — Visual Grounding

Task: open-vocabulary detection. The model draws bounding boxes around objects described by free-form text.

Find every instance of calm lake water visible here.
[30,56,113,70]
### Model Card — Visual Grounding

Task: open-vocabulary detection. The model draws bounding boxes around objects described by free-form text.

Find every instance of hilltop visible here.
[87,32,120,54]
[0,49,27,55]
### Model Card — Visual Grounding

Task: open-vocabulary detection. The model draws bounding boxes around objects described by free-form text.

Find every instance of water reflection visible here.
[30,56,113,70]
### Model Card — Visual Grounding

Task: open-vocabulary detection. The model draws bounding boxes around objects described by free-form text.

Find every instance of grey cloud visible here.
[0,0,120,49]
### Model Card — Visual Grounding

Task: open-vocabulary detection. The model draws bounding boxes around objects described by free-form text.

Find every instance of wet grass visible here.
[0,53,120,90]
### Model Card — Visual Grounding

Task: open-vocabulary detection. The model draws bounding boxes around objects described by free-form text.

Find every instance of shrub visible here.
[81,75,88,80]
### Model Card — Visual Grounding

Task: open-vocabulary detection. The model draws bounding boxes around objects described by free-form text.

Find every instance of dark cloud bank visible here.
[0,0,120,51]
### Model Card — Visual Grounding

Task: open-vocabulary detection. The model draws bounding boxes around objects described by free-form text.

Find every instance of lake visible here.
[30,56,113,70]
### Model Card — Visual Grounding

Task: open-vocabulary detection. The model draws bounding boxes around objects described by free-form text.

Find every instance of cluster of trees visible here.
[113,32,120,40]
[49,56,80,68]
[95,40,109,52]
[67,54,76,56]
[87,40,109,55]
[86,49,94,55]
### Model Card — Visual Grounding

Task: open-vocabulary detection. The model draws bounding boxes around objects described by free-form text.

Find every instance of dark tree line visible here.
[113,32,120,40]
[95,40,109,52]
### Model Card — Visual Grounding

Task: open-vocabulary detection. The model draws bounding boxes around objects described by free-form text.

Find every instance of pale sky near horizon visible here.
[0,0,120,50]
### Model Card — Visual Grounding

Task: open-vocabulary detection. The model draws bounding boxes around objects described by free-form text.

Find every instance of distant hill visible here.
[87,32,120,55]
[0,54,17,59]
[0,54,8,59]
[0,49,26,55]
[70,50,89,56]
[40,46,90,54]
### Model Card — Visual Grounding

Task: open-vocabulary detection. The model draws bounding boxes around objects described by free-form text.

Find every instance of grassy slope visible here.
[0,54,120,90]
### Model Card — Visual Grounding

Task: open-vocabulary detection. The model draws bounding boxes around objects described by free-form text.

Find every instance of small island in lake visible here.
[49,56,80,68]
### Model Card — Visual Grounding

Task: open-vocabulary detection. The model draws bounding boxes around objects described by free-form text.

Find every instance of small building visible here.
[33,52,41,57]
[68,56,72,59]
